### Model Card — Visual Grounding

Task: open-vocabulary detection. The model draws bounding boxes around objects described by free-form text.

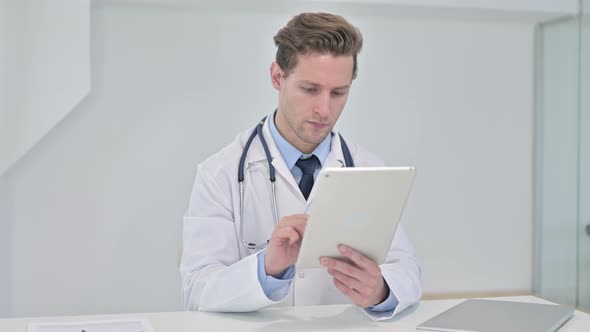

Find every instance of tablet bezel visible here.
[295,166,415,269]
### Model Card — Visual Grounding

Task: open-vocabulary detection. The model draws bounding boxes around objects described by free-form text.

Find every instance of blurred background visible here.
[0,0,588,317]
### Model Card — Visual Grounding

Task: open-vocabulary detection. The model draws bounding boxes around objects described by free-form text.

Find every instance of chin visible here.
[306,134,330,145]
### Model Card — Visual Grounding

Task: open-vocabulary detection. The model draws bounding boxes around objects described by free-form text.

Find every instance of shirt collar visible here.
[268,110,332,171]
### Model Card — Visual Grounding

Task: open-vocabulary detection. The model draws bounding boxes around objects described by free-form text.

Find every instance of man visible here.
[180,12,421,321]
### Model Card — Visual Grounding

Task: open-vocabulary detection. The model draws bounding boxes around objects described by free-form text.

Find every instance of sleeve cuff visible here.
[256,249,295,299]
[368,284,399,312]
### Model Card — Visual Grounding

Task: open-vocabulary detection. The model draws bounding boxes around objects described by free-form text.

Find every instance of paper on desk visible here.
[28,318,154,332]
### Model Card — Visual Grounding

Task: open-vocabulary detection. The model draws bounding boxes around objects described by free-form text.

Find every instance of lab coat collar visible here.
[243,119,301,194]
[268,110,332,170]
[305,130,347,204]
[323,130,347,169]
[243,118,347,205]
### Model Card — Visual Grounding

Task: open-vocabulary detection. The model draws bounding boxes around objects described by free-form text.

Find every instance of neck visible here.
[274,112,318,154]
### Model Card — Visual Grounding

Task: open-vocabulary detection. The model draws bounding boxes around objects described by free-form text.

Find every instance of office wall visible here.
[0,176,11,317]
[0,0,13,317]
[4,3,534,316]
[0,0,91,176]
[352,15,534,298]
[0,0,18,183]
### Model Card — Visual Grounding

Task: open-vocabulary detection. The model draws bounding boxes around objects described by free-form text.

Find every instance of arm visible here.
[180,164,281,312]
[368,224,422,319]
[180,164,310,312]
[352,146,422,319]
[320,224,421,321]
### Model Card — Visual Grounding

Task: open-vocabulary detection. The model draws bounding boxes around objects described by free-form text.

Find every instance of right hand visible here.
[264,214,308,277]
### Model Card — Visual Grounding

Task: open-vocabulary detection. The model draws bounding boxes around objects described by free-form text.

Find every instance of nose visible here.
[313,92,331,119]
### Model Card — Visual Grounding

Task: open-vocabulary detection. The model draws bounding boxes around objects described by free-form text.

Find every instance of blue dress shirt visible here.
[256,110,398,311]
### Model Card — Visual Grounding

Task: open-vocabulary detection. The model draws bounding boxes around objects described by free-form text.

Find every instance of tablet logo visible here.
[343,212,369,230]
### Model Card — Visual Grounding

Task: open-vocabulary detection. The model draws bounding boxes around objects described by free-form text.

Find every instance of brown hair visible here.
[273,12,363,80]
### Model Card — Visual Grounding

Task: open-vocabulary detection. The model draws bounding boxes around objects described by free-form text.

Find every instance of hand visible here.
[320,244,389,308]
[264,214,308,277]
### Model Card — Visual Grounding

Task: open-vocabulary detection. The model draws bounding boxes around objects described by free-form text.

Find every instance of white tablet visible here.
[296,166,416,269]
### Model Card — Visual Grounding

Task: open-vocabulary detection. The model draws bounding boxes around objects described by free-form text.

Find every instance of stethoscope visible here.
[238,116,355,249]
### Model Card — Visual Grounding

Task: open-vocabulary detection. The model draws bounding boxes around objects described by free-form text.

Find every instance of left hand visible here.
[320,244,389,308]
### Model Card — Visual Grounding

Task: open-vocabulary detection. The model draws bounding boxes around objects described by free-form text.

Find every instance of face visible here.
[270,52,354,154]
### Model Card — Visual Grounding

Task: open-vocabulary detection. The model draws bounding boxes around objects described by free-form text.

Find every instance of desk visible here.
[2,296,589,331]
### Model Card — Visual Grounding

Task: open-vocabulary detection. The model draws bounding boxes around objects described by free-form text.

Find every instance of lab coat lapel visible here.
[324,130,347,169]
[244,119,301,194]
[262,120,302,192]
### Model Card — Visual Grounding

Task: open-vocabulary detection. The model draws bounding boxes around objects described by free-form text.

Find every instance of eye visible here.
[302,87,318,94]
[331,90,346,97]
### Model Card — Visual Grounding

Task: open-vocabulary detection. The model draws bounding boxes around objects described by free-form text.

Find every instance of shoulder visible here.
[197,127,252,179]
[341,137,385,167]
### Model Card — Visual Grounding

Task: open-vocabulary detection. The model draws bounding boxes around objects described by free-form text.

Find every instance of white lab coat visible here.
[180,119,422,321]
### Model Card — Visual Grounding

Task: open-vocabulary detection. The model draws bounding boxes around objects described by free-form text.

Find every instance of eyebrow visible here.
[300,80,350,90]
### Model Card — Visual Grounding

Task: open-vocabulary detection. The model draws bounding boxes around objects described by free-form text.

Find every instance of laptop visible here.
[296,166,415,269]
[416,299,575,332]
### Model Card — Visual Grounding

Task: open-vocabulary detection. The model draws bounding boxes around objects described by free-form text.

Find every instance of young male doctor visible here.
[180,12,421,321]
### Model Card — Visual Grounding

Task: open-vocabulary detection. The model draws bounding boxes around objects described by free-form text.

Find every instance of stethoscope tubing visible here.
[238,116,354,249]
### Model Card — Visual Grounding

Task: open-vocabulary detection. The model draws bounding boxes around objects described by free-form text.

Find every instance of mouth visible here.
[308,121,329,129]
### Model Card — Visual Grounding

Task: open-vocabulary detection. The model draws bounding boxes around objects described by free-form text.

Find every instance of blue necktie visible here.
[296,155,320,200]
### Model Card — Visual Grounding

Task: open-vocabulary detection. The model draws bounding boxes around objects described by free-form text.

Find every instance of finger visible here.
[278,214,308,234]
[333,278,372,308]
[338,245,379,273]
[320,257,365,281]
[275,222,305,241]
[273,226,300,245]
[280,214,308,223]
[328,269,372,296]
[287,213,308,219]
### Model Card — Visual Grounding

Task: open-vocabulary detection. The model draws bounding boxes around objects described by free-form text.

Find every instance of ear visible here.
[270,62,284,91]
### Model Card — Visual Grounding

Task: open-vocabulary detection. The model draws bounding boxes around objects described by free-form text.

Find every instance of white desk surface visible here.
[2,296,589,331]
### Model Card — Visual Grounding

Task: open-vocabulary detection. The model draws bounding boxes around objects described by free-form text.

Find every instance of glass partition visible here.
[535,1,589,311]
[578,0,590,311]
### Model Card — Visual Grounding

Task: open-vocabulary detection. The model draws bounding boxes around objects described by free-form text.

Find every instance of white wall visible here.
[324,0,579,13]
[2,2,536,317]
[0,0,91,176]
[347,15,534,295]
[0,0,14,317]
[0,0,19,180]
[0,175,10,316]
